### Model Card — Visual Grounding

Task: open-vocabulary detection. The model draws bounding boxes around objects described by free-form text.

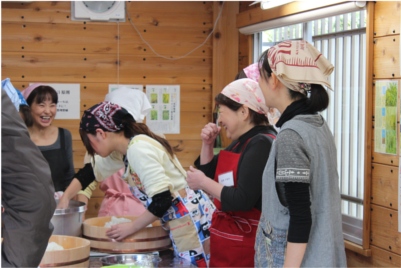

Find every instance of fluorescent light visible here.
[240,1,366,35]
[260,0,294,10]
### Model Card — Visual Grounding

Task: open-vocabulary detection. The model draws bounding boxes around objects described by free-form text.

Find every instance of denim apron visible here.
[254,140,288,268]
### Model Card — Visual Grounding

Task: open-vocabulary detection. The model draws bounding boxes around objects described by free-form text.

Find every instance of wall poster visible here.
[35,83,80,119]
[374,80,398,155]
[398,81,401,232]
[145,85,180,134]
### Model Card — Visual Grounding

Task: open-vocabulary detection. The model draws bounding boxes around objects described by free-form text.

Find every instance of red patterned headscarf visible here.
[267,40,334,94]
[80,101,130,132]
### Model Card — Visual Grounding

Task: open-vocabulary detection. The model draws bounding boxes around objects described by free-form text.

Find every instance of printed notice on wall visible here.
[108,84,143,93]
[32,83,80,119]
[145,85,180,134]
[374,80,398,155]
[399,87,401,232]
[399,151,401,232]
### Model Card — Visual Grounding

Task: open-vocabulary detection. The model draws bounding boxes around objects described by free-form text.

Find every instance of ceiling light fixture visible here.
[260,0,294,10]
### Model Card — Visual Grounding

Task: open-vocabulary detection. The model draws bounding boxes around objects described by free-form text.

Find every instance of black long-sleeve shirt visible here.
[195,125,276,211]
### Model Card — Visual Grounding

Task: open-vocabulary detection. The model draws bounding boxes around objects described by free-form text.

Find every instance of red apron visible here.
[209,148,261,267]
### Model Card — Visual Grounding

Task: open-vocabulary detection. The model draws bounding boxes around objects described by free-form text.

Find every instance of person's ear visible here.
[95,128,107,139]
[270,73,280,89]
[240,105,250,119]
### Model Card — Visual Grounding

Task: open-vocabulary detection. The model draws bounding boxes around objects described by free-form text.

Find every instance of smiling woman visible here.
[22,84,75,192]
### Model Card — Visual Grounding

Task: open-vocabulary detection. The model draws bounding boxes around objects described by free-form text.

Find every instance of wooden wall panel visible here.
[371,163,399,210]
[373,1,400,37]
[2,52,212,84]
[373,36,400,79]
[370,204,401,255]
[2,1,216,219]
[85,197,103,219]
[346,246,401,267]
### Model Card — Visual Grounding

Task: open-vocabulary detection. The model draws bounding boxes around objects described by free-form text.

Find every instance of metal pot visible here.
[51,199,86,237]
[101,253,161,267]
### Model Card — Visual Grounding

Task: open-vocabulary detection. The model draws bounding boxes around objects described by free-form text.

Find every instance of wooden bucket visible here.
[83,216,171,254]
[40,235,90,267]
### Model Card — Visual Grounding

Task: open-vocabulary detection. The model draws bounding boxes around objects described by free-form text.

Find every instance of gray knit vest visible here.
[260,115,347,267]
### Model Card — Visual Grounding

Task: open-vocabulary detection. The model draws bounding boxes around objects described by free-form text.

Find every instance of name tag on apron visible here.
[218,171,234,187]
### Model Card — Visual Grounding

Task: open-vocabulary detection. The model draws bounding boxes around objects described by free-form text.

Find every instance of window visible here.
[254,9,367,245]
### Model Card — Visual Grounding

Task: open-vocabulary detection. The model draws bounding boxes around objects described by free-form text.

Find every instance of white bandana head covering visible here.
[221,78,269,116]
[267,40,334,94]
[104,87,151,123]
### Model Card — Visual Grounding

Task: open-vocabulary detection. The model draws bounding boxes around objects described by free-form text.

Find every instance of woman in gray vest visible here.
[255,40,346,267]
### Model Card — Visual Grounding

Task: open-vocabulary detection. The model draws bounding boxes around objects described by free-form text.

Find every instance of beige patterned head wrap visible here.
[221,78,269,116]
[267,40,334,94]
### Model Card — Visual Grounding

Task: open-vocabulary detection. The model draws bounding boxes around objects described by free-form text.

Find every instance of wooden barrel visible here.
[40,235,90,267]
[83,216,171,254]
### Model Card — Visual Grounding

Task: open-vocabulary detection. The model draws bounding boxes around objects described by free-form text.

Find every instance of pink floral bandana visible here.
[221,78,269,116]
[242,63,281,124]
[243,63,261,82]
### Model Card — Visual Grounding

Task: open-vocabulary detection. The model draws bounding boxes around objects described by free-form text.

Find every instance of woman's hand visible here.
[106,222,136,241]
[186,166,207,191]
[200,123,221,146]
[56,195,70,209]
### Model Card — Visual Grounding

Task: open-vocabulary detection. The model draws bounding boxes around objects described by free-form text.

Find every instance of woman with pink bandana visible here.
[186,78,277,267]
[255,40,346,267]
[22,84,75,192]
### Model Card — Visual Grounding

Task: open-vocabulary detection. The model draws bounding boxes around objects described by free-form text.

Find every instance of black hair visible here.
[79,112,180,158]
[215,93,269,126]
[258,49,330,113]
[19,104,33,126]
[26,85,58,106]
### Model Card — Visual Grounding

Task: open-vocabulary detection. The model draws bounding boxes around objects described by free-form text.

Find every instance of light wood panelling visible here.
[1,1,71,23]
[346,246,401,267]
[371,163,399,210]
[370,204,401,255]
[373,1,400,37]
[2,1,217,218]
[2,52,212,84]
[85,197,103,219]
[373,36,400,79]
[2,2,213,57]
[236,0,344,29]
[212,1,239,148]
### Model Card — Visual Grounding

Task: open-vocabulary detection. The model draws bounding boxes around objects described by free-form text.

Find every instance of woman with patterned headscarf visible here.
[255,40,346,267]
[186,78,277,267]
[58,100,216,267]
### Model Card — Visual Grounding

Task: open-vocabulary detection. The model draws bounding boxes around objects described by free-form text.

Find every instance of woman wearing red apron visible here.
[187,78,276,267]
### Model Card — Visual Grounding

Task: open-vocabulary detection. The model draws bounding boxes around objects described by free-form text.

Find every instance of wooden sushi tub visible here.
[83,216,171,254]
[40,235,90,267]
